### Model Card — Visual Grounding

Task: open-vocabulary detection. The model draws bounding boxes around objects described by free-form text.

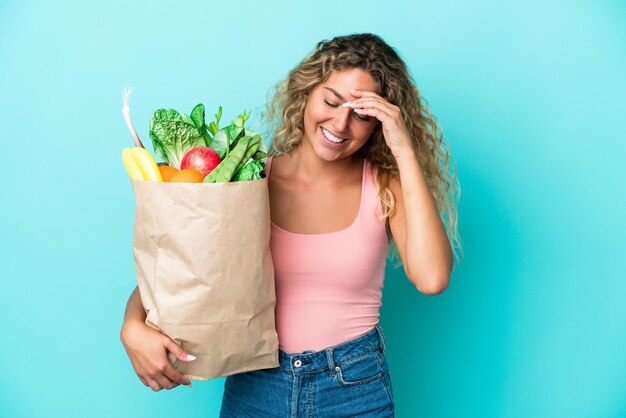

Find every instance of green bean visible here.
[203,134,262,183]
[234,136,261,173]
[203,157,225,183]
[215,135,252,182]
[252,150,267,161]
[203,143,243,183]
[228,128,245,153]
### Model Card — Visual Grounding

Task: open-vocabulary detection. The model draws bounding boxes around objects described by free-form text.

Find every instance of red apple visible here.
[180,147,221,177]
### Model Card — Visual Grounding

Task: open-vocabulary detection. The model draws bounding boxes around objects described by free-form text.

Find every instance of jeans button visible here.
[293,359,302,368]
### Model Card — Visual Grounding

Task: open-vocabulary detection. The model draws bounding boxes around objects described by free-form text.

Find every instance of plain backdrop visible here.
[1,0,625,417]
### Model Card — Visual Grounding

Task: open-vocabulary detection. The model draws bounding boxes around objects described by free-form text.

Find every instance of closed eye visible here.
[325,99,371,121]
[354,112,371,122]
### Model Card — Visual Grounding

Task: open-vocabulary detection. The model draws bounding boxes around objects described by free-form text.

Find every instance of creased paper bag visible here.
[131,176,279,380]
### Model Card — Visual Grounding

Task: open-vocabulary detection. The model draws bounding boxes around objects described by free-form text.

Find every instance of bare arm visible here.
[344,89,453,294]
[120,286,195,390]
[388,153,453,294]
[122,286,147,326]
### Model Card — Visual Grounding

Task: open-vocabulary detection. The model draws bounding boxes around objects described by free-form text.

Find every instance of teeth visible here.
[322,128,346,143]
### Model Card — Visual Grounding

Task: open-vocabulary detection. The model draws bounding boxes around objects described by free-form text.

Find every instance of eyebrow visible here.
[323,87,345,101]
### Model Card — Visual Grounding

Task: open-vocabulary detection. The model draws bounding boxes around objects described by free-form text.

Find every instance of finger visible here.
[146,378,163,392]
[349,89,383,99]
[138,376,149,387]
[163,363,192,387]
[341,97,385,108]
[164,339,196,363]
[154,374,178,391]
[346,98,397,116]
[160,340,192,386]
[353,107,394,124]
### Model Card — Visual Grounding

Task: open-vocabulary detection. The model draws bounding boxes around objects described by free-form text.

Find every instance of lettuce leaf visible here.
[211,124,244,159]
[242,128,268,157]
[233,159,264,181]
[190,104,212,146]
[149,108,206,169]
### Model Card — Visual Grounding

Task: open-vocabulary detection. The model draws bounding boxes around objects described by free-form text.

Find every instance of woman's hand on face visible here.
[344,89,414,159]
[120,320,195,391]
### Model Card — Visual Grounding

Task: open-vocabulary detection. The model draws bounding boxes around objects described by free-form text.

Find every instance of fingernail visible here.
[341,101,356,107]
[187,354,197,361]
[186,383,192,388]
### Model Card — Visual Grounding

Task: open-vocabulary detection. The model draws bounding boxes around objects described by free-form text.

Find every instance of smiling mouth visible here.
[321,127,348,143]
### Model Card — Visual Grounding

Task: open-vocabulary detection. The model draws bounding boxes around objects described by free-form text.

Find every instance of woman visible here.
[121,33,462,417]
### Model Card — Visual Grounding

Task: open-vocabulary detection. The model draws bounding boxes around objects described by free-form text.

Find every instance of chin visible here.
[313,143,348,161]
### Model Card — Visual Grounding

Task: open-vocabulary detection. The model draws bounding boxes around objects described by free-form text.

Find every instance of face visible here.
[300,68,380,162]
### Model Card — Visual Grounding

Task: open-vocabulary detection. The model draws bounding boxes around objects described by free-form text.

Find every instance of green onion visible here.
[121,86,145,148]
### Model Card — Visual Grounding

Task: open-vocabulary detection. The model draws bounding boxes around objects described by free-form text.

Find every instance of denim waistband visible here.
[278,325,387,375]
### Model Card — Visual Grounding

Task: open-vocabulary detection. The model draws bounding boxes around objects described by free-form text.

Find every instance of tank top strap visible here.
[362,159,384,222]
[265,155,274,177]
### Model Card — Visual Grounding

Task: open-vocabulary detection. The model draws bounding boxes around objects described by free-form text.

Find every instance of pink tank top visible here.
[266,156,389,353]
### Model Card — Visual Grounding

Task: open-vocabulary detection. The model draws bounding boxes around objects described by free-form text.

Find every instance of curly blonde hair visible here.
[263,33,463,268]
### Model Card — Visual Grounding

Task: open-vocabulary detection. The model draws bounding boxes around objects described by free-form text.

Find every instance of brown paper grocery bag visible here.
[130,176,279,380]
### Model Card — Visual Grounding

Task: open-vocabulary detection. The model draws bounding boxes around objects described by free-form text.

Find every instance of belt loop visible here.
[326,347,336,376]
[375,324,386,353]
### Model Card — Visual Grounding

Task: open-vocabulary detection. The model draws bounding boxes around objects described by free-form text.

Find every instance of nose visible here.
[332,107,352,134]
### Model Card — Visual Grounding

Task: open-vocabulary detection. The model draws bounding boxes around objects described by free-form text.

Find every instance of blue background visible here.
[1,0,625,417]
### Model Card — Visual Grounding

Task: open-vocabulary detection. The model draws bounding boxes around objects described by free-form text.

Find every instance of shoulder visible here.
[267,154,288,180]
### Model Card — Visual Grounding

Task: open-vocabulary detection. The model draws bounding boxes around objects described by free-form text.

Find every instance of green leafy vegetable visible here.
[233,159,264,181]
[239,127,267,156]
[211,125,245,159]
[149,103,268,181]
[207,106,222,136]
[234,111,250,128]
[252,150,267,161]
[215,135,252,182]
[189,104,205,131]
[233,134,260,173]
[204,135,256,183]
[149,108,206,169]
[190,104,212,147]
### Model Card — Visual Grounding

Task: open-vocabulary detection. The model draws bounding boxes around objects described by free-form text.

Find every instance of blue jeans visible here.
[220,325,395,417]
